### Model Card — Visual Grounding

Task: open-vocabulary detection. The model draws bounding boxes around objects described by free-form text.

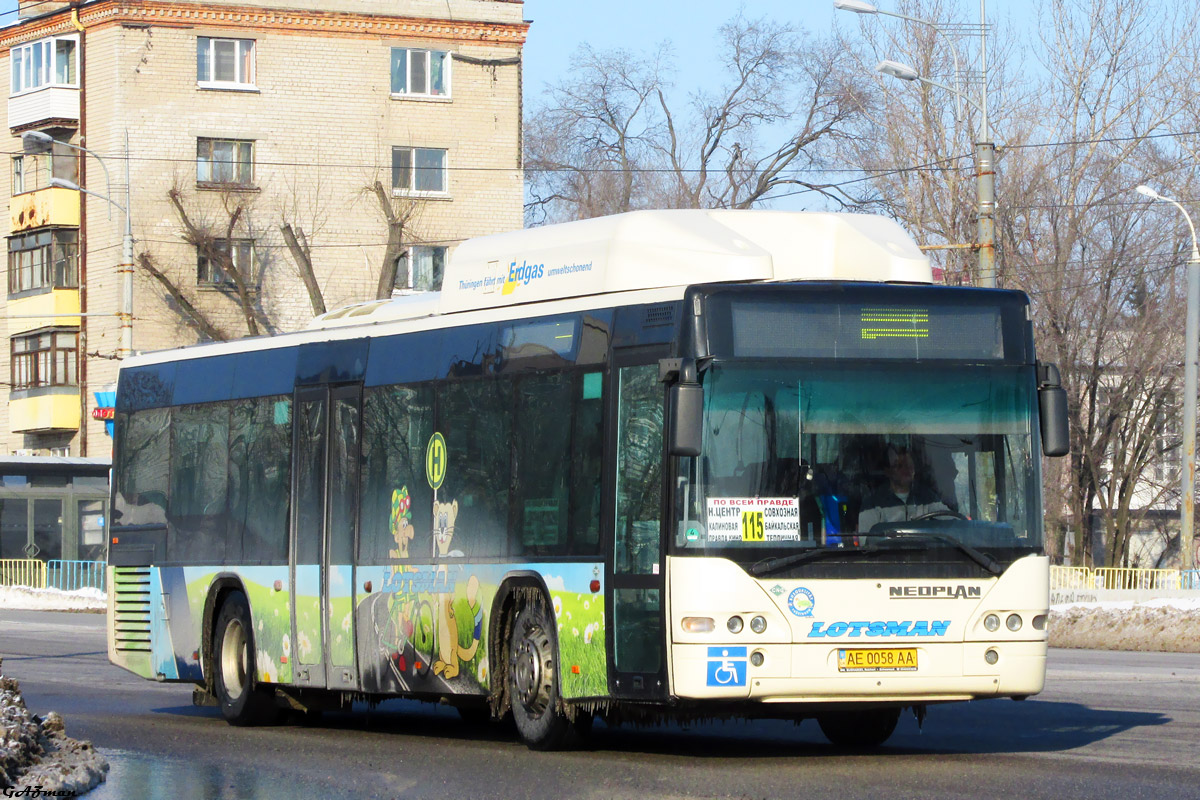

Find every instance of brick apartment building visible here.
[0,0,527,460]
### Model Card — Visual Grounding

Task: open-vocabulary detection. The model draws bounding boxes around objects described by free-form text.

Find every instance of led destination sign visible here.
[703,288,1031,363]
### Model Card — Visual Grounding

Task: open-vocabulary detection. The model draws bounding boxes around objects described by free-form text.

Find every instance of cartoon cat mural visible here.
[429,498,481,680]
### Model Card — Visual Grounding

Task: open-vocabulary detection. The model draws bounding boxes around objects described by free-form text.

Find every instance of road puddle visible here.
[86,750,336,799]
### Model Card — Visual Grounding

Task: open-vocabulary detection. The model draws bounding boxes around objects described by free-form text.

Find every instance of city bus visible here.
[107,210,1068,750]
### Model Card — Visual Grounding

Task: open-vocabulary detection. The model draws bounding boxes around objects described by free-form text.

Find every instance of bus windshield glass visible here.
[673,362,1041,572]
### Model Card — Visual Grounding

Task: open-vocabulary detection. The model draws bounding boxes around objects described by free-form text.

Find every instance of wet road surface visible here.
[3,609,1198,799]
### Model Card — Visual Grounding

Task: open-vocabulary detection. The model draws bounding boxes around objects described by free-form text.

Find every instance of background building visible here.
[0,0,527,459]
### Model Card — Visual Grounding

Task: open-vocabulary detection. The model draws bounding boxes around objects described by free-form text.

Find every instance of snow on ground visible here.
[0,585,105,613]
[1049,597,1200,653]
[0,658,108,795]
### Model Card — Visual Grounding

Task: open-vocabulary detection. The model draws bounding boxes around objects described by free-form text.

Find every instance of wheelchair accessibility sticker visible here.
[706,646,748,687]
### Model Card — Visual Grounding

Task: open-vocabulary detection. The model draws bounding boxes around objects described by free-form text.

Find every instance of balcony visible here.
[10,187,79,232]
[9,86,79,131]
[8,289,80,336]
[10,389,80,432]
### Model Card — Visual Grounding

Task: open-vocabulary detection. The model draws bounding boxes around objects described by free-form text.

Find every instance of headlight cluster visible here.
[982,612,1046,633]
[680,615,769,635]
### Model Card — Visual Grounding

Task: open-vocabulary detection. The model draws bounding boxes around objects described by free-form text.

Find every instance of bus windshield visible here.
[673,361,1042,572]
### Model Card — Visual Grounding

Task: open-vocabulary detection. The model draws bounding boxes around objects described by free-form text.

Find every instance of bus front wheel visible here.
[817,707,901,748]
[506,595,576,750]
[214,591,279,726]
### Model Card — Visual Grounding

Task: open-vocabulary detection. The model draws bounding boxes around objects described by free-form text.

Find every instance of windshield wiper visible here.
[749,543,903,577]
[882,531,1003,576]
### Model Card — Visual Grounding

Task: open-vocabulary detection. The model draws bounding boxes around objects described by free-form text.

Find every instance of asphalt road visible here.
[2,609,1198,800]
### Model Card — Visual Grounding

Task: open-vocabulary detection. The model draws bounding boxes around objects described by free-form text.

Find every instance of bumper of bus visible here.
[670,641,1046,702]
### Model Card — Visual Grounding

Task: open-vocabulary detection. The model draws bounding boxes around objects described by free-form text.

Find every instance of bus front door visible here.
[290,384,362,691]
[608,355,669,700]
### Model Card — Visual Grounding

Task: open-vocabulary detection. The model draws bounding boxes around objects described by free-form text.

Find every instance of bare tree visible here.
[525,14,869,223]
[525,43,672,223]
[836,0,1200,565]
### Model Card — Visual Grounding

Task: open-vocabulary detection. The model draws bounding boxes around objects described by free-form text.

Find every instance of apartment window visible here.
[196,138,254,186]
[390,48,450,97]
[395,246,446,291]
[12,146,79,195]
[11,329,78,390]
[10,36,78,95]
[391,147,447,195]
[198,239,255,287]
[197,37,255,88]
[8,229,79,295]
[1155,395,1182,484]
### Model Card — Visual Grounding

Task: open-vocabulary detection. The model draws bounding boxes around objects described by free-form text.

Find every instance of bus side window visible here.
[439,378,511,559]
[569,372,604,555]
[114,407,170,527]
[229,396,291,564]
[359,384,434,564]
[167,403,231,563]
[512,373,571,556]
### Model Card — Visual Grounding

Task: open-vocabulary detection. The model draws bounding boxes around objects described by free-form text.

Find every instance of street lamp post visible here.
[26,131,134,359]
[1136,184,1199,572]
[837,1,996,289]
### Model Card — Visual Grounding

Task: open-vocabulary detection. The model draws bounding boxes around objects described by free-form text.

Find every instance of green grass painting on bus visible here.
[182,567,294,684]
[244,577,294,683]
[549,584,606,697]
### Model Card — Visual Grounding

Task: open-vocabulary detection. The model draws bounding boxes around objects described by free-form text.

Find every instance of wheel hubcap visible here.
[220,618,248,701]
[512,620,553,717]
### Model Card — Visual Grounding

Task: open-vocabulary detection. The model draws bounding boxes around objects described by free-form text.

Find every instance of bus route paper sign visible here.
[705,498,801,542]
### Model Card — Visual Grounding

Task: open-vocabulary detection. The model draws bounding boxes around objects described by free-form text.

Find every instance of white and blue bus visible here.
[107,210,1068,749]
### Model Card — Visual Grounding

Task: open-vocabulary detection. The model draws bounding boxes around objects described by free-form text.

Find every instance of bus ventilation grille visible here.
[113,567,152,652]
[644,304,676,326]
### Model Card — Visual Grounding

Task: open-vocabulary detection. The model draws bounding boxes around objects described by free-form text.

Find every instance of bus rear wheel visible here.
[214,591,279,726]
[507,595,577,750]
[817,707,900,748]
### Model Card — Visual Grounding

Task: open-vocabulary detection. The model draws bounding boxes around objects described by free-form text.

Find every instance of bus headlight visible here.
[681,617,714,633]
[1006,614,1023,632]
[750,616,767,634]
[983,614,1000,632]
[727,616,744,634]
[984,649,999,665]
[1032,614,1047,631]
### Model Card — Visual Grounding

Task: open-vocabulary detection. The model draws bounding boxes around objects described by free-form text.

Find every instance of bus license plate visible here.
[837,648,918,673]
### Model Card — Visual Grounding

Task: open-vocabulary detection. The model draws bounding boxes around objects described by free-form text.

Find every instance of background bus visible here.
[108,210,1067,749]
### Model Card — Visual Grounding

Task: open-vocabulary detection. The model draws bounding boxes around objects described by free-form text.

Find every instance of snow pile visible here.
[1049,597,1200,653]
[0,585,105,613]
[0,658,108,795]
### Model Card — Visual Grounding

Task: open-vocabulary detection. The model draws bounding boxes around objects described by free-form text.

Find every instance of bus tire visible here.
[213,591,278,726]
[506,595,575,750]
[817,707,901,748]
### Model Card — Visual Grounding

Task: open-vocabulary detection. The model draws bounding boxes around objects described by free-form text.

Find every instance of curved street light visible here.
[1136,184,1199,572]
[835,1,965,124]
[874,57,996,289]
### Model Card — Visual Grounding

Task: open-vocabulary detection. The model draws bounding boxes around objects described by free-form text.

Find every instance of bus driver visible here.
[857,445,948,532]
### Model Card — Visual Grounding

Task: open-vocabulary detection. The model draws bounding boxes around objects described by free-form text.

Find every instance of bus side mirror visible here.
[662,357,703,457]
[1037,362,1069,457]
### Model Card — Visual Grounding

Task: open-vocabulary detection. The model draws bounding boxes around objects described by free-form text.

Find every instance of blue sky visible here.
[521,0,841,100]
